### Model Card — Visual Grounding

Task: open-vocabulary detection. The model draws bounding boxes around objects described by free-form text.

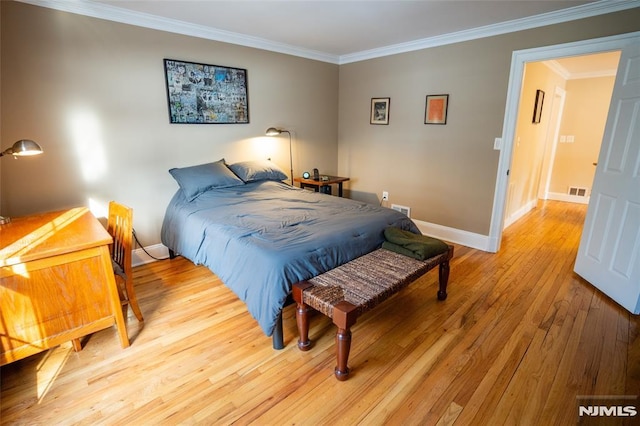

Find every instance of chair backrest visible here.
[107,201,133,277]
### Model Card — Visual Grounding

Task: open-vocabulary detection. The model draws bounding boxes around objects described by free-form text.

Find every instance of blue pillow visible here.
[229,160,288,182]
[169,159,244,201]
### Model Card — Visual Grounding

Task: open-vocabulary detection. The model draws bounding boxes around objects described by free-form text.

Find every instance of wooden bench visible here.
[292,245,454,380]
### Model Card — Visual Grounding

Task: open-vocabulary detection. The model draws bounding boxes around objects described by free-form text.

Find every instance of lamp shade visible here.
[0,139,43,157]
[265,127,282,136]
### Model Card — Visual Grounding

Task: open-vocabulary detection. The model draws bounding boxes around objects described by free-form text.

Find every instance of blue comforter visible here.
[161,181,420,336]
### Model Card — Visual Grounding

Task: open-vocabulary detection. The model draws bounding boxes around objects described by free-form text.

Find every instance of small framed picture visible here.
[370,97,390,125]
[425,94,449,125]
[532,89,545,124]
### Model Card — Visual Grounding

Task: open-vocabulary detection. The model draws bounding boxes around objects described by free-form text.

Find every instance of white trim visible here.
[546,192,591,205]
[412,219,493,253]
[18,0,640,65]
[503,199,538,229]
[543,60,618,80]
[339,1,640,64]
[18,0,339,64]
[543,60,572,80]
[132,244,170,267]
[488,31,640,253]
[568,69,619,80]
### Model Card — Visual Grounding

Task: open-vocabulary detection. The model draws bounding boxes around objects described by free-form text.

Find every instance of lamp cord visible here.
[282,130,293,186]
[132,228,164,261]
[289,131,293,186]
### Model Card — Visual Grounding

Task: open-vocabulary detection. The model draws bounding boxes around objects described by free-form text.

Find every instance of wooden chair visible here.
[108,201,144,322]
[72,201,143,351]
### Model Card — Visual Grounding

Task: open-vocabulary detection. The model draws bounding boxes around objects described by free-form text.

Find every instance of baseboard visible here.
[546,192,590,205]
[412,219,493,252]
[132,243,170,267]
[503,199,537,229]
[131,221,495,266]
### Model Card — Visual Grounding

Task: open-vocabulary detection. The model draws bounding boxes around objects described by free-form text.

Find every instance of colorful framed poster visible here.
[164,58,249,124]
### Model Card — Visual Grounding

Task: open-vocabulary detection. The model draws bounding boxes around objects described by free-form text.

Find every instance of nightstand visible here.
[294,176,350,197]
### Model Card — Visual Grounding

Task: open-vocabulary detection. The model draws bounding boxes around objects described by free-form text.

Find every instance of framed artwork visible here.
[163,58,249,124]
[532,89,545,124]
[425,94,449,125]
[370,97,390,125]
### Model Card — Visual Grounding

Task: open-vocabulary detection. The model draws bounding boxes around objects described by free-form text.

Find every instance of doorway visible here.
[487,31,640,253]
[503,52,619,230]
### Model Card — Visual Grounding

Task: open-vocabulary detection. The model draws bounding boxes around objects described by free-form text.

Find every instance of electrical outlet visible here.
[382,191,389,201]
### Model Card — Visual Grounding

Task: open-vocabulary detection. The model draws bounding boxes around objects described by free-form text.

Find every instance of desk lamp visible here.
[0,139,44,224]
[1,139,43,157]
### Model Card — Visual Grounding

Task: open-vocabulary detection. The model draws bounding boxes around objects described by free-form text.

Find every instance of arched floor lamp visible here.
[265,127,293,185]
[1,139,44,224]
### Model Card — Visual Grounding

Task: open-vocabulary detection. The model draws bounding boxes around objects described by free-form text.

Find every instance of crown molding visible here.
[543,60,617,80]
[18,0,640,65]
[568,69,618,79]
[339,0,640,64]
[543,60,572,80]
[18,0,341,64]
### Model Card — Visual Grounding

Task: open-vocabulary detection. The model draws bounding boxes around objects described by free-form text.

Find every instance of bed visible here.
[161,159,420,348]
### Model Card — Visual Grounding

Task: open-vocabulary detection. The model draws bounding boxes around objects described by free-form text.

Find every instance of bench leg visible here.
[335,327,352,380]
[296,303,312,351]
[438,260,450,301]
[293,282,314,351]
[332,301,359,381]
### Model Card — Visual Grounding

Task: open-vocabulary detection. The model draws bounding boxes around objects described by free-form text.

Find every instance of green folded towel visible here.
[383,227,449,261]
[381,241,422,260]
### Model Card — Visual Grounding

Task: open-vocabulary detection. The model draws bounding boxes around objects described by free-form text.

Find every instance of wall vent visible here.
[391,204,411,217]
[568,186,588,197]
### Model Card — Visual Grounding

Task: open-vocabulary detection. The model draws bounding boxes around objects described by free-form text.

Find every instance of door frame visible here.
[487,31,640,253]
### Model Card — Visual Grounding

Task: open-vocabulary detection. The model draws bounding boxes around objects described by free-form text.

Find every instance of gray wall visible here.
[338,9,640,235]
[0,1,338,244]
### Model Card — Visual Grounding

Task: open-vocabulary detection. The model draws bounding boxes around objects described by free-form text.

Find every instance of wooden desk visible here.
[294,176,350,197]
[0,207,129,365]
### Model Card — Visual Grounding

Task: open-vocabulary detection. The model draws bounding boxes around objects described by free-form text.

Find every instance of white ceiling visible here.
[546,51,621,79]
[23,0,640,64]
[91,0,593,55]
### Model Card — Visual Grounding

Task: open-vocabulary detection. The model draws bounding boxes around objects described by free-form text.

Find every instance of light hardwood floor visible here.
[1,200,638,425]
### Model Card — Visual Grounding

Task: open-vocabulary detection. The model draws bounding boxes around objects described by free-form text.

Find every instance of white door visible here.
[574,38,640,314]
